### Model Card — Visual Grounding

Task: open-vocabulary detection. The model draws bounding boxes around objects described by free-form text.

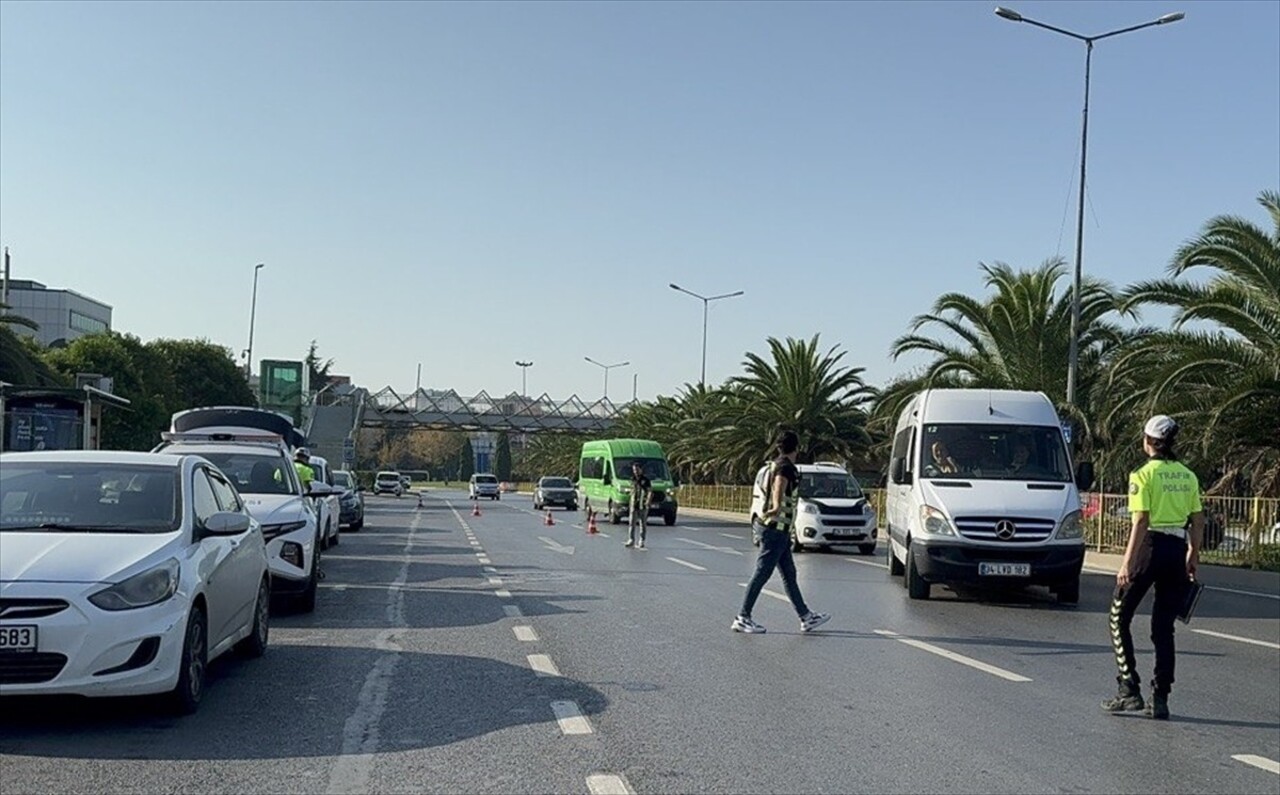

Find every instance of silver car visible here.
[534,476,578,511]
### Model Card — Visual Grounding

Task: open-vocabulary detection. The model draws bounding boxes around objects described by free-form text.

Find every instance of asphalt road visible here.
[2,489,1277,794]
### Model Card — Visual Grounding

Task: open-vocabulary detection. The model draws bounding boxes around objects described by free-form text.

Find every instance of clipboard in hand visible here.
[1176,577,1204,625]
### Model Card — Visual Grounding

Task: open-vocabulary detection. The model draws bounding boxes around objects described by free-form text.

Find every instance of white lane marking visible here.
[513,625,539,642]
[538,535,576,555]
[488,577,504,585]
[874,630,1032,683]
[528,653,561,677]
[503,605,524,618]
[587,774,636,795]
[495,589,512,599]
[845,556,888,570]
[719,532,744,540]
[550,700,593,735]
[736,583,790,603]
[679,537,744,556]
[1192,629,1280,650]
[325,511,420,794]
[1207,585,1280,601]
[483,566,497,573]
[667,556,708,572]
[478,557,492,565]
[1232,754,1280,775]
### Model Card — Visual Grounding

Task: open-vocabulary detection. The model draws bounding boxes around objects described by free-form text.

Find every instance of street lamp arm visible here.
[1019,16,1090,41]
[670,284,707,301]
[707,290,745,302]
[1093,15,1184,41]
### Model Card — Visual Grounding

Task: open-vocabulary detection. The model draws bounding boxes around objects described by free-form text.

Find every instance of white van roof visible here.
[913,389,1060,426]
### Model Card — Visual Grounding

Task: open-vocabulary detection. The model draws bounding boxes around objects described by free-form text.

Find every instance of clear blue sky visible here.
[2,0,1276,403]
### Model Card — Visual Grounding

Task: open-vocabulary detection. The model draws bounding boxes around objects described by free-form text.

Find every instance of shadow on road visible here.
[0,646,608,760]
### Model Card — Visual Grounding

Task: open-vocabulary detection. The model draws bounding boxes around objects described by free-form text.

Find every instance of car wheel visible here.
[1056,577,1080,606]
[859,543,876,556]
[664,511,676,526]
[296,542,319,613]
[888,543,905,576]
[790,530,803,553]
[330,525,340,546]
[166,608,208,715]
[237,577,271,659]
[906,543,930,600]
[351,518,363,532]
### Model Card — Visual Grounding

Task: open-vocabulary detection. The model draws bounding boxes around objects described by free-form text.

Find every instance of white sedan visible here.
[0,451,270,714]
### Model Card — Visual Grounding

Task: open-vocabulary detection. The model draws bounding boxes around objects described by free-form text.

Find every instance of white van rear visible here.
[884,389,1094,604]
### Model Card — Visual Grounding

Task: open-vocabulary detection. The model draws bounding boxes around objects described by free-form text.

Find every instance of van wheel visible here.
[906,544,930,600]
[1056,577,1080,606]
[888,544,905,576]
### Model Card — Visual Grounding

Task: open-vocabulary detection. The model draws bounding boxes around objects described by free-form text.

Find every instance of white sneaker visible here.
[637,541,645,549]
[731,616,766,634]
[624,539,634,548]
[800,612,830,632]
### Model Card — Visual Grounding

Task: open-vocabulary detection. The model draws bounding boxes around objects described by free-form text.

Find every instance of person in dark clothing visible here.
[625,461,652,549]
[732,430,830,634]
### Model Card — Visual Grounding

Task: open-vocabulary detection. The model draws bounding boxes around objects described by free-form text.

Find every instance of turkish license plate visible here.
[979,562,1031,577]
[0,625,37,652]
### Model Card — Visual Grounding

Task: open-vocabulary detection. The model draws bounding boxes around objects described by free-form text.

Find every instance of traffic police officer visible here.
[294,447,316,492]
[1102,415,1204,720]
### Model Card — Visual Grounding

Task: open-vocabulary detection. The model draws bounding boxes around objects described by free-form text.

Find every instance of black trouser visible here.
[1110,533,1187,695]
[740,521,810,619]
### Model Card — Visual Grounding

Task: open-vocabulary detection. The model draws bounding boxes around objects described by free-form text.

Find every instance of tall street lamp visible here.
[245,263,265,379]
[584,357,629,401]
[515,360,533,397]
[995,6,1184,410]
[669,283,744,386]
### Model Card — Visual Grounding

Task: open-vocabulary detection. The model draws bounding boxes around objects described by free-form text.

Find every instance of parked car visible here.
[332,470,364,531]
[470,473,501,500]
[750,461,877,554]
[534,476,578,511]
[154,428,326,613]
[306,455,342,549]
[374,471,403,497]
[0,450,271,714]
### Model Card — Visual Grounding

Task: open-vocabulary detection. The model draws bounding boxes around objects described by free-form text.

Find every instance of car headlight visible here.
[262,520,308,539]
[801,503,818,514]
[1056,510,1083,540]
[89,558,180,611]
[918,505,956,536]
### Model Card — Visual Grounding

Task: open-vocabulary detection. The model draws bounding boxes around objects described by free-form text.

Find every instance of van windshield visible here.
[614,458,669,481]
[799,472,863,500]
[919,424,1071,482]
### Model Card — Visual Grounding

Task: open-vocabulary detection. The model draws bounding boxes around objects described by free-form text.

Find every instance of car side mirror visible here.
[1075,461,1095,492]
[890,458,912,486]
[672,473,681,487]
[308,482,336,497]
[202,511,251,537]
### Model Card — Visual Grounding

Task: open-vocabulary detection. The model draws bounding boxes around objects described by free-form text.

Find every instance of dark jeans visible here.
[740,522,810,619]
[1110,533,1188,695]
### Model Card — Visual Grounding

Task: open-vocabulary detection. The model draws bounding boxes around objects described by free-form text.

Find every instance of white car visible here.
[155,438,325,613]
[0,451,270,714]
[374,471,403,497]
[750,461,878,554]
[470,473,501,500]
[307,455,342,549]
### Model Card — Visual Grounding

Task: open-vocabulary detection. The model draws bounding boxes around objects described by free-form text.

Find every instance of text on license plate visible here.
[0,625,37,652]
[979,562,1031,577]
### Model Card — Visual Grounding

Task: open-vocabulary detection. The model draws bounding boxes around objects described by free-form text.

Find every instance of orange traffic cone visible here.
[471,501,481,517]
[544,510,555,527]
[586,510,599,535]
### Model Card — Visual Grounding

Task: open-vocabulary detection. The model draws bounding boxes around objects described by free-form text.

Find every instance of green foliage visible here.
[459,436,475,480]
[0,326,65,387]
[494,432,513,481]
[149,338,257,411]
[305,340,334,390]
[522,433,585,480]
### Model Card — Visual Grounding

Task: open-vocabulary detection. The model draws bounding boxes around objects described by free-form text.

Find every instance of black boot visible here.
[1101,681,1144,713]
[1145,692,1169,720]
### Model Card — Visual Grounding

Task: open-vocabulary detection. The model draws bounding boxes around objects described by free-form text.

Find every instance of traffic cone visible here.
[417,493,424,509]
[586,510,599,535]
[472,501,481,517]
[544,510,555,527]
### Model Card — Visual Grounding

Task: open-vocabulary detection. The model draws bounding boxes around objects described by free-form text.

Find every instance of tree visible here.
[494,432,513,480]
[1117,190,1280,494]
[0,303,64,387]
[459,436,475,480]
[305,340,335,390]
[149,338,256,412]
[522,433,585,480]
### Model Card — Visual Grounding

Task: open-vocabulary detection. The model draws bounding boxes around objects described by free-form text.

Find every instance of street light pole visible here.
[584,357,629,401]
[994,7,1184,409]
[515,360,533,397]
[245,263,264,379]
[669,283,745,386]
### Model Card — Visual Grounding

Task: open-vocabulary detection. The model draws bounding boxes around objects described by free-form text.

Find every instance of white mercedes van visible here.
[884,389,1094,604]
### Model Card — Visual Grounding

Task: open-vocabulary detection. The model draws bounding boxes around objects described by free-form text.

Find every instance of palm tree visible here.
[0,303,63,387]
[889,259,1136,449]
[1119,190,1280,494]
[708,335,875,481]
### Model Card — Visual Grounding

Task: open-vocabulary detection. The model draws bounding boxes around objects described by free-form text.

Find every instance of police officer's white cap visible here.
[295,447,311,458]
[1143,415,1177,440]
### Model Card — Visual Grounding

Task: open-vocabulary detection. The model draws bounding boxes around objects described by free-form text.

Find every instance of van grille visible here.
[953,516,1055,543]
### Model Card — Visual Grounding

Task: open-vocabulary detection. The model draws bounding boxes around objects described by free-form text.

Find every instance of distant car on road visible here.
[399,474,412,491]
[374,471,403,497]
[470,473,500,500]
[332,470,364,531]
[307,455,342,549]
[0,450,271,714]
[534,476,578,511]
[751,461,877,554]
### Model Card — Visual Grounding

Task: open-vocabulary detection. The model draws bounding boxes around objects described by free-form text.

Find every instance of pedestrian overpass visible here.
[302,385,626,469]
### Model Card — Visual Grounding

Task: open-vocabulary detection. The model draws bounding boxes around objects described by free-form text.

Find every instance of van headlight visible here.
[1056,510,1084,540]
[89,559,180,611]
[918,505,956,536]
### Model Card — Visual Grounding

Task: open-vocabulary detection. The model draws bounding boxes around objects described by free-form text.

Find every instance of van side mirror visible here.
[603,473,612,486]
[890,458,912,486]
[1075,461,1095,492]
[876,472,888,489]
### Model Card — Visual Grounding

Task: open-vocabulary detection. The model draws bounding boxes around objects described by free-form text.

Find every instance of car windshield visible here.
[0,462,181,533]
[919,423,1071,482]
[197,452,297,495]
[475,476,497,484]
[541,478,573,489]
[333,472,353,489]
[614,458,669,481]
[376,473,399,482]
[798,472,863,500]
